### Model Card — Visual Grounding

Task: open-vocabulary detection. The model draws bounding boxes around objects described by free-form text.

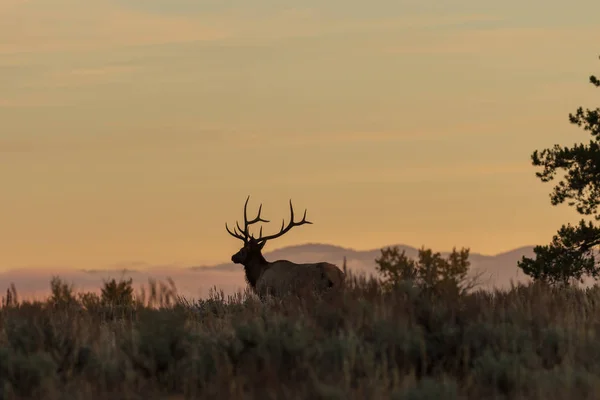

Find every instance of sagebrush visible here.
[2,274,600,399]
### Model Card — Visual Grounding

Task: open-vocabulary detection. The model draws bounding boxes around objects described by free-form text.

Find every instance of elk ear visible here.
[258,241,266,250]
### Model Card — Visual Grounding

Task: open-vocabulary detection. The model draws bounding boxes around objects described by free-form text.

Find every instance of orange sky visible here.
[1,0,600,271]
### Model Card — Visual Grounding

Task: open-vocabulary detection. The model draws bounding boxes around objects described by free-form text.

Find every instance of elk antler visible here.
[225,196,270,243]
[257,199,312,244]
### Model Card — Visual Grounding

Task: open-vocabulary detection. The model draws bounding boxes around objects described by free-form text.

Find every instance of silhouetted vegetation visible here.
[519,56,600,285]
[375,246,477,296]
[3,268,600,399]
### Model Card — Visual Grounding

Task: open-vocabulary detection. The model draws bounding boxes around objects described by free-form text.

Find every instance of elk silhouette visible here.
[226,196,345,299]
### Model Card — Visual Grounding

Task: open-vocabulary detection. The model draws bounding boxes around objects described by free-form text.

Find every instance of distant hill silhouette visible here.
[1,243,537,301]
[191,242,537,289]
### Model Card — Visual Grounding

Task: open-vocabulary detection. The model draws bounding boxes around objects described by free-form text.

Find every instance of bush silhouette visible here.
[101,277,134,307]
[375,246,473,295]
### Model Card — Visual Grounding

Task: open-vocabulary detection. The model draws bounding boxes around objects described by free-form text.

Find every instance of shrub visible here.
[375,246,475,296]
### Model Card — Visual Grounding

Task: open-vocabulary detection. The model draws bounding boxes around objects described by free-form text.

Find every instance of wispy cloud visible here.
[384,26,600,56]
[0,93,74,108]
[0,2,230,55]
[0,140,34,153]
[66,65,138,77]
[247,124,504,148]
[1,0,502,56]
[40,65,140,88]
[244,161,531,187]
[218,12,503,46]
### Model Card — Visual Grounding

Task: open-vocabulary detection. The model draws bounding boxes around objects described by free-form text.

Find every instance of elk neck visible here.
[242,251,270,288]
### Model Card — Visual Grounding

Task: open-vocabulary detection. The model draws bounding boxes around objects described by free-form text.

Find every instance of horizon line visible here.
[0,242,536,273]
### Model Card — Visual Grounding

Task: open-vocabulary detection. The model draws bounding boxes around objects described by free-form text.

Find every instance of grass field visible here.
[2,274,600,399]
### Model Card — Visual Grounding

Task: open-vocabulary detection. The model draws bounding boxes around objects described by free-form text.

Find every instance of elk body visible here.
[226,197,345,299]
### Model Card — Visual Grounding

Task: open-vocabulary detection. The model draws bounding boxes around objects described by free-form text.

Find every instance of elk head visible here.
[225,196,312,272]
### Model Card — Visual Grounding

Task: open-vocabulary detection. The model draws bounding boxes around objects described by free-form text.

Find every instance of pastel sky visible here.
[2,0,600,272]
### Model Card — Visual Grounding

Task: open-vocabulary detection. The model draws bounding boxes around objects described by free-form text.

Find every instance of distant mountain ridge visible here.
[191,243,536,289]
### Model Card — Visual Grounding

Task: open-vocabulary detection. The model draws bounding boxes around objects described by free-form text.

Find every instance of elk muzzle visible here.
[231,251,244,264]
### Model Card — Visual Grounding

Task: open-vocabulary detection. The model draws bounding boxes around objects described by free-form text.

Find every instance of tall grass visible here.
[2,274,600,399]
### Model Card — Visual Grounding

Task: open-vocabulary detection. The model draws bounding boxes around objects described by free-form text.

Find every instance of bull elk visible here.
[225,196,345,299]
